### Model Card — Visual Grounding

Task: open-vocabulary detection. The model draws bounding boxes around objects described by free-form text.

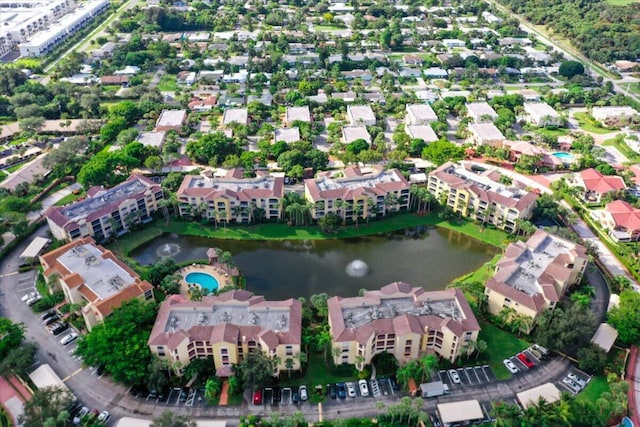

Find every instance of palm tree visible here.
[353,203,363,226]
[335,199,346,224]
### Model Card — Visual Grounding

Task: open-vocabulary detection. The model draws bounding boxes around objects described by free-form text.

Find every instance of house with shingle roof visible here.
[327,282,480,367]
[484,230,588,329]
[148,291,302,377]
[39,237,154,331]
[176,169,284,223]
[305,165,410,223]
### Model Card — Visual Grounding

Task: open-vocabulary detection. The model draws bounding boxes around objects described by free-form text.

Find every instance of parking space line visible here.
[464,367,475,384]
[0,271,18,278]
[472,367,482,383]
[460,368,470,385]
[482,365,491,382]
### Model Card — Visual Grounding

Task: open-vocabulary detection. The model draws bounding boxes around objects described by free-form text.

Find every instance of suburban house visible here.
[342,126,372,144]
[467,123,506,147]
[484,229,588,327]
[569,168,627,204]
[346,104,376,126]
[405,125,438,143]
[176,169,284,223]
[222,108,249,127]
[522,103,563,127]
[427,162,538,233]
[405,104,438,125]
[600,200,640,242]
[305,165,410,222]
[503,140,563,169]
[39,237,154,331]
[274,127,301,144]
[327,282,480,367]
[285,106,311,127]
[591,106,639,127]
[148,291,302,377]
[155,109,188,133]
[136,131,166,150]
[465,102,498,123]
[45,175,163,242]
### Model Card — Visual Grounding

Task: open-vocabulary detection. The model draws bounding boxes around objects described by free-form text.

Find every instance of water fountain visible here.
[345,259,369,277]
[156,243,181,258]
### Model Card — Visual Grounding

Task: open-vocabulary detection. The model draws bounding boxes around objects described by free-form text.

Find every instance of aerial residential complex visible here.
[148,291,302,377]
[484,229,588,326]
[427,162,538,233]
[176,169,284,223]
[569,168,627,204]
[14,0,109,57]
[39,237,154,331]
[45,175,163,242]
[305,165,411,221]
[327,282,480,367]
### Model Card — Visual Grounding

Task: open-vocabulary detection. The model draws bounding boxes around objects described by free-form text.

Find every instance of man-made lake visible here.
[130,227,498,300]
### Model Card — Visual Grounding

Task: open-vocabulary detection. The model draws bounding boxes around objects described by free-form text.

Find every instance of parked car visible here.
[44,315,60,326]
[60,331,79,346]
[346,382,357,398]
[51,323,70,336]
[430,413,443,427]
[448,369,461,384]
[97,411,110,422]
[299,385,308,401]
[568,373,587,387]
[358,379,369,397]
[21,291,38,302]
[503,359,519,374]
[336,382,347,399]
[73,407,89,425]
[252,389,263,405]
[41,310,57,322]
[179,389,188,402]
[562,377,581,393]
[292,392,301,405]
[329,383,337,399]
[26,295,42,306]
[517,353,535,369]
[272,387,282,404]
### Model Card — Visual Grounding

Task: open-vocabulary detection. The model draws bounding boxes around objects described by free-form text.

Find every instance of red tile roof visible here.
[578,168,626,195]
[606,200,640,233]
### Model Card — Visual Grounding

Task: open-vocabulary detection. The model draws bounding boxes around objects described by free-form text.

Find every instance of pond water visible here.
[129,227,498,300]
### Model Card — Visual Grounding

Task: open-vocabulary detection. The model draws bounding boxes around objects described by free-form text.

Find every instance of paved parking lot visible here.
[557,367,591,395]
[437,365,496,388]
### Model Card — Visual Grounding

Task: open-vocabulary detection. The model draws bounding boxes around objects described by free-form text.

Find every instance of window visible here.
[285,345,293,356]
[157,346,165,357]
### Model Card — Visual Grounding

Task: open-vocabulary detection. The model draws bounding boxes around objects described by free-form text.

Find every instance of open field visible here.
[573,112,617,134]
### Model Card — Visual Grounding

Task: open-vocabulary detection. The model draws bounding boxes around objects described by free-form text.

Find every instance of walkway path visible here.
[218,381,229,406]
[26,182,82,223]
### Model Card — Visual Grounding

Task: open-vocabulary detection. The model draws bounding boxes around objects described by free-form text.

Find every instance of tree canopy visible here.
[421,140,465,165]
[608,290,640,345]
[0,317,25,360]
[19,387,74,427]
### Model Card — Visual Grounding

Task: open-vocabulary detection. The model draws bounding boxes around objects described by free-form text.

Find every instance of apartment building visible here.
[39,237,154,331]
[148,291,302,377]
[484,229,588,327]
[305,165,410,222]
[45,175,163,242]
[327,282,480,367]
[176,169,284,223]
[427,162,538,233]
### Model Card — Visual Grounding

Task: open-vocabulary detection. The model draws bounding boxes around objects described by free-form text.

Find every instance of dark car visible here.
[336,383,347,399]
[41,310,57,322]
[292,392,301,405]
[179,389,188,402]
[272,387,282,404]
[389,376,400,391]
[51,323,69,336]
[44,315,60,326]
[328,383,337,399]
[66,400,83,419]
[129,385,147,398]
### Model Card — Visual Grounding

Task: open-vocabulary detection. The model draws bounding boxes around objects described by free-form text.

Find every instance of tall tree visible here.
[233,351,275,390]
[19,387,74,427]
[151,411,196,427]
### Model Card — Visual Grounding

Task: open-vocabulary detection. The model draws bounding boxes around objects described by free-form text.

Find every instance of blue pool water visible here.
[552,152,574,160]
[185,272,219,293]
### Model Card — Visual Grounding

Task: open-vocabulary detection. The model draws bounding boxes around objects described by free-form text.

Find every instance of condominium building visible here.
[148,291,302,377]
[45,175,163,242]
[176,169,284,223]
[327,282,480,367]
[427,162,538,233]
[591,106,638,126]
[305,165,410,222]
[39,237,154,331]
[484,230,588,326]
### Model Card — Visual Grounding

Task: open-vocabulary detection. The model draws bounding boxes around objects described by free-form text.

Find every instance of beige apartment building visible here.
[305,165,411,222]
[176,169,284,223]
[148,291,302,377]
[39,238,154,331]
[485,229,588,327]
[327,283,480,368]
[428,162,538,233]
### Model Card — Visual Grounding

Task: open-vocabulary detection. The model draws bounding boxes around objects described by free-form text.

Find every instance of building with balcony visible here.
[148,291,302,377]
[327,282,480,368]
[484,229,588,327]
[176,169,284,223]
[305,165,410,222]
[427,162,538,233]
[39,237,154,331]
[44,175,163,242]
[569,168,626,204]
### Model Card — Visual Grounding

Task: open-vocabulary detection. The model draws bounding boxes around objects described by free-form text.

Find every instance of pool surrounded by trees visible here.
[184,271,219,293]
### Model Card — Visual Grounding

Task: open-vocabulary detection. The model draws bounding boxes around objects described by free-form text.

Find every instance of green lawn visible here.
[477,321,530,380]
[108,213,509,257]
[576,375,609,403]
[573,112,617,134]
[278,352,355,390]
[605,0,637,5]
[314,25,347,31]
[535,127,570,138]
[157,74,179,92]
[55,191,85,207]
[4,162,24,174]
[602,137,640,162]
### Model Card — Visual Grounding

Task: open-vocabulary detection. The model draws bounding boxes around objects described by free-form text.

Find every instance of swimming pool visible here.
[552,152,574,161]
[185,272,219,293]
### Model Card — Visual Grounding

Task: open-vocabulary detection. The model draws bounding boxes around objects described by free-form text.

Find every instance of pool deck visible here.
[177,264,234,296]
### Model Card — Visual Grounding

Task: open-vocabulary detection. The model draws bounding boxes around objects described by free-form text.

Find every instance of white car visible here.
[73,407,89,425]
[448,369,461,384]
[358,379,369,397]
[298,385,308,401]
[346,382,357,398]
[21,291,38,302]
[60,332,79,346]
[567,373,587,387]
[97,410,110,422]
[503,359,519,374]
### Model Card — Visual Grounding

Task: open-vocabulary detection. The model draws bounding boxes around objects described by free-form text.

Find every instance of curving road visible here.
[0,227,604,425]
